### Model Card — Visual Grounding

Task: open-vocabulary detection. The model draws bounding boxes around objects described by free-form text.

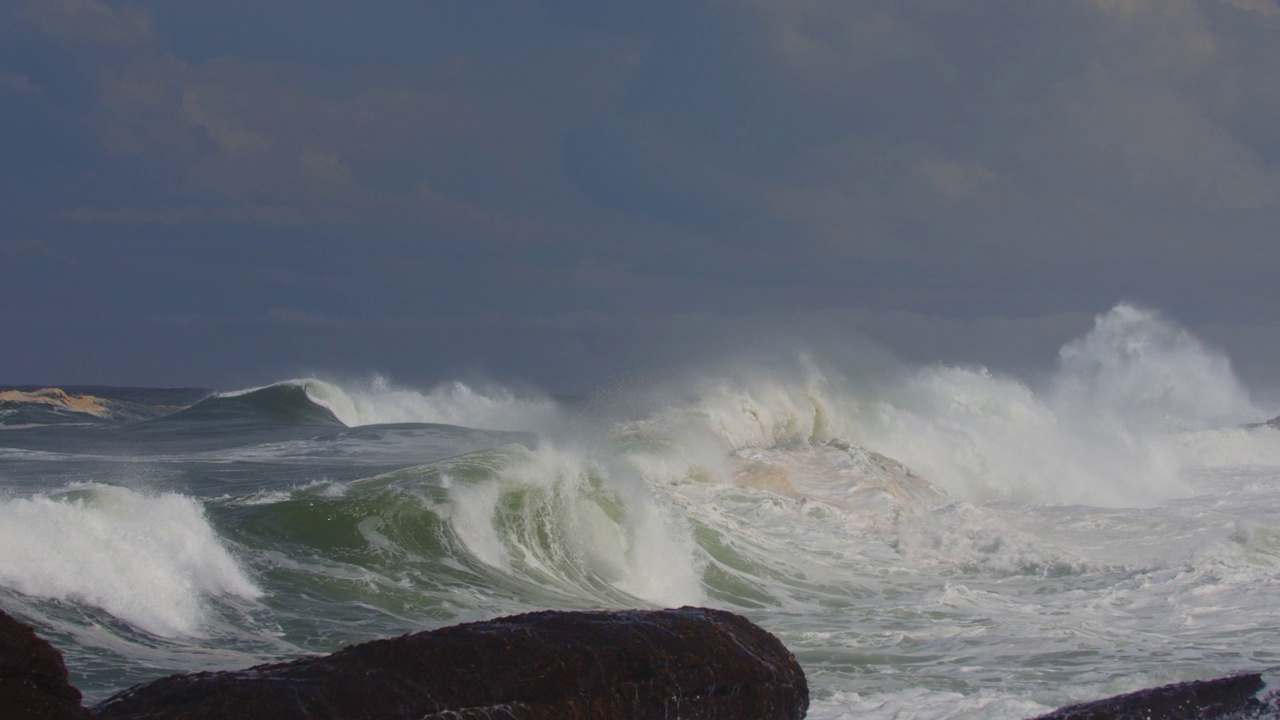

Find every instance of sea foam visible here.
[302,376,560,430]
[607,304,1271,509]
[848,305,1266,507]
[443,444,705,607]
[0,484,260,637]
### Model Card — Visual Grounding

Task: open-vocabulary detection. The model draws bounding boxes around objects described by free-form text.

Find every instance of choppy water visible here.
[3,304,1280,719]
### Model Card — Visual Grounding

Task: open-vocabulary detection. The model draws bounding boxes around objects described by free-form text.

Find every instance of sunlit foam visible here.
[619,304,1270,508]
[861,305,1264,506]
[0,485,261,637]
[442,444,705,607]
[297,376,559,430]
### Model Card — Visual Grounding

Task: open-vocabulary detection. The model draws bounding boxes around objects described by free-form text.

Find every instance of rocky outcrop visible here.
[0,388,113,418]
[0,386,208,427]
[95,606,808,720]
[0,609,93,719]
[1031,672,1280,719]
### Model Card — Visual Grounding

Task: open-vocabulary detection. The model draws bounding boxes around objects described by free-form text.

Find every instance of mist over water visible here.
[3,302,1280,718]
[610,303,1267,507]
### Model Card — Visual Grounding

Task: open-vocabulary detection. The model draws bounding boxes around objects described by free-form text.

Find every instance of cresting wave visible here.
[213,376,561,431]
[615,304,1274,508]
[0,485,260,637]
[199,303,1275,511]
[4,301,1280,717]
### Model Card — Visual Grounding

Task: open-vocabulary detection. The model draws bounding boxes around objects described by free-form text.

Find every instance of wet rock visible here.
[0,609,93,719]
[1031,672,1280,719]
[95,606,808,720]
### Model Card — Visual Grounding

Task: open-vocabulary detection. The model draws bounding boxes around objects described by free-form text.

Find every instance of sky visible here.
[3,0,1280,393]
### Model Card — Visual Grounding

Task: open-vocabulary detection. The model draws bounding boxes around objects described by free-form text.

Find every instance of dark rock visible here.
[0,609,93,719]
[95,606,808,720]
[1030,672,1280,719]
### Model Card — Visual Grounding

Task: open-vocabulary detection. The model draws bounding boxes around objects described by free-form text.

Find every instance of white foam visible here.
[1173,426,1280,468]
[651,358,864,453]
[443,444,705,607]
[617,304,1270,509]
[297,376,559,431]
[1053,304,1260,431]
[858,305,1267,506]
[0,485,261,637]
[809,688,1050,720]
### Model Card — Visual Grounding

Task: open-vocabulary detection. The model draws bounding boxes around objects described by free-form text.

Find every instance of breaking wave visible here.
[0,485,260,637]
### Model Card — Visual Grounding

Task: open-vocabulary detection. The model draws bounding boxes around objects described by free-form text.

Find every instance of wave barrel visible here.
[95,606,809,720]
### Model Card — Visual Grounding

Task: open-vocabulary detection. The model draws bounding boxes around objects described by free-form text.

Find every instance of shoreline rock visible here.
[15,600,1280,720]
[0,609,92,719]
[1031,672,1280,719]
[95,606,808,720]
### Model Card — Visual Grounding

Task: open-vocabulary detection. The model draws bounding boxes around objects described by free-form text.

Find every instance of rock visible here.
[0,609,93,719]
[95,606,808,720]
[1030,672,1280,719]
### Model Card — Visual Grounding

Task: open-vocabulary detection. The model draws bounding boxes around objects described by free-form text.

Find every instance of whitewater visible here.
[3,303,1280,719]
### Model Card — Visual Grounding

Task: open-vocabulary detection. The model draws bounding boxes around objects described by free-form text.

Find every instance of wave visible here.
[159,384,344,428]
[211,303,1276,513]
[441,444,705,606]
[10,302,1273,637]
[177,377,561,434]
[601,304,1276,509]
[0,485,260,637]
[860,305,1268,506]
[301,376,561,431]
[218,446,705,614]
[142,384,337,428]
[7,301,1280,717]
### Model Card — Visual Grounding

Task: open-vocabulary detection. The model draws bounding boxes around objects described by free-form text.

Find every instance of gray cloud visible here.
[2,1,1280,391]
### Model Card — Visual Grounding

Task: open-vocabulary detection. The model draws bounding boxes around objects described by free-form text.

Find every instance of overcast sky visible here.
[3,0,1280,392]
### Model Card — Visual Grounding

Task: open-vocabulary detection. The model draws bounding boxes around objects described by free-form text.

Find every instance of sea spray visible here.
[859,363,1146,506]
[0,484,260,637]
[650,356,865,453]
[442,443,705,607]
[856,306,1265,506]
[301,376,561,430]
[1052,304,1259,431]
[6,302,1280,717]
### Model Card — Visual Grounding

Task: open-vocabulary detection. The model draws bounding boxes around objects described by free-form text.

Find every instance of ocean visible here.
[3,304,1280,719]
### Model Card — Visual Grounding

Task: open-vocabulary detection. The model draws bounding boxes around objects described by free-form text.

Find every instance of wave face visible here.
[604,305,1264,508]
[0,485,260,637]
[3,303,1280,718]
[301,377,561,431]
[163,384,345,427]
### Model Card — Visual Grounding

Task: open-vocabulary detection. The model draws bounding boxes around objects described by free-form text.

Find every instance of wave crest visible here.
[0,485,260,637]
